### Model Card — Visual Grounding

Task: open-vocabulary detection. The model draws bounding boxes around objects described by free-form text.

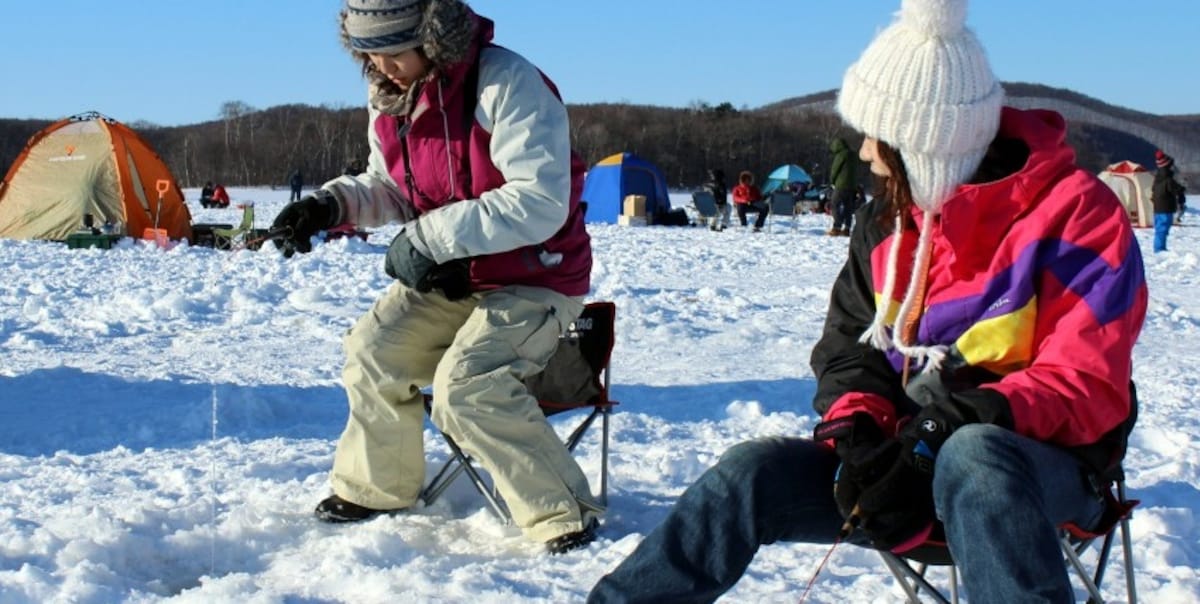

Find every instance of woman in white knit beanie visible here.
[590,0,1147,602]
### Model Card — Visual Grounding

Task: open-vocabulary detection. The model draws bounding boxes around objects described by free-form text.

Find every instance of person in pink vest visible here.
[270,0,598,553]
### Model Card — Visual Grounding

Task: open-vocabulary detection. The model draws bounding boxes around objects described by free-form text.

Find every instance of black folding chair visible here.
[878,473,1138,603]
[691,191,719,223]
[767,190,799,231]
[419,301,619,522]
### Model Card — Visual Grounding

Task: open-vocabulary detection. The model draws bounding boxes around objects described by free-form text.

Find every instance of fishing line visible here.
[209,383,219,576]
[798,536,842,603]
[799,505,860,603]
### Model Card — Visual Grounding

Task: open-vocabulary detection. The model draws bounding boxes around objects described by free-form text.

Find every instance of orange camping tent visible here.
[0,111,192,241]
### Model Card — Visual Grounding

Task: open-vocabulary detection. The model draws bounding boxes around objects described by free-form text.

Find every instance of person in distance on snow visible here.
[211,183,230,208]
[589,0,1146,601]
[1151,149,1186,252]
[269,0,599,554]
[730,170,767,232]
[701,168,730,231]
[827,136,858,236]
[200,181,217,208]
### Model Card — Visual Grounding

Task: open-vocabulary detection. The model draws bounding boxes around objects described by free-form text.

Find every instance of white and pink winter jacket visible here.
[321,17,591,297]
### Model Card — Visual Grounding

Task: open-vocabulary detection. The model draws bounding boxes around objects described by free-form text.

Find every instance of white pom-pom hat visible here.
[837,0,1004,214]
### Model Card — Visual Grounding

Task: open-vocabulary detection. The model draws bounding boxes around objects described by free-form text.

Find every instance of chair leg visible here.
[1114,480,1138,604]
[1088,531,1114,599]
[600,404,611,507]
[425,430,511,523]
[420,455,465,507]
[880,553,954,604]
[1069,480,1138,604]
[1120,516,1138,604]
[948,565,959,604]
[1062,535,1107,603]
[563,408,600,452]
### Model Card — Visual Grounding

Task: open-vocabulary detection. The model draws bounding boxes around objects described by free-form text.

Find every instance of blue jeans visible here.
[588,425,1104,604]
[1154,212,1173,252]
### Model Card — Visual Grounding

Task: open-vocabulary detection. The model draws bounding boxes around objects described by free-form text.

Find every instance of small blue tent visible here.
[580,152,671,224]
[762,164,813,195]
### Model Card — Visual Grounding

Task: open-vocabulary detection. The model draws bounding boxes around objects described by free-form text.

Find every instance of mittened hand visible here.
[422,259,473,300]
[384,223,474,299]
[271,190,341,257]
[384,227,437,290]
[833,437,902,525]
[815,413,892,520]
[899,406,954,475]
[817,412,936,550]
[852,455,935,551]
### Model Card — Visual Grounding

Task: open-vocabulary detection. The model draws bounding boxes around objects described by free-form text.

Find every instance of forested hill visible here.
[766,82,1200,176]
[2,83,1195,190]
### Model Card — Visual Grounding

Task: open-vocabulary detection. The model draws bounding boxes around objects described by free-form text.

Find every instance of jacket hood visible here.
[935,107,1077,258]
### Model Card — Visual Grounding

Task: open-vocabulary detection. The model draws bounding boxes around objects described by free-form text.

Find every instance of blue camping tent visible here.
[580,152,671,224]
[762,164,813,195]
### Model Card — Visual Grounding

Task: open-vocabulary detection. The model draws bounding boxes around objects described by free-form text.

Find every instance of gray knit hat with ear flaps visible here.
[342,0,475,68]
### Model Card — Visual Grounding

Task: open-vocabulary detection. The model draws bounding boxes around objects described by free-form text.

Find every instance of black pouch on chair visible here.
[523,336,602,405]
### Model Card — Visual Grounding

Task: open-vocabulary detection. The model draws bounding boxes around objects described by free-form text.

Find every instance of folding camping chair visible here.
[691,191,719,222]
[766,190,799,231]
[213,203,255,250]
[419,301,618,522]
[878,471,1138,604]
[878,384,1141,603]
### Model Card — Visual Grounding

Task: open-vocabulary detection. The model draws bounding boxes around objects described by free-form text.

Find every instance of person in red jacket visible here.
[211,183,230,208]
[589,0,1146,602]
[730,170,767,232]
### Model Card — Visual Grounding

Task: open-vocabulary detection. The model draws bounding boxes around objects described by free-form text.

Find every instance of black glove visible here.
[815,412,891,520]
[384,226,437,289]
[903,359,1013,474]
[815,412,934,551]
[851,451,935,551]
[271,190,341,257]
[898,405,953,474]
[384,225,473,299]
[422,259,473,300]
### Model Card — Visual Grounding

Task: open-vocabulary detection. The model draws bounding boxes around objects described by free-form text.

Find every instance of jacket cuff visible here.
[406,218,436,260]
[820,392,897,443]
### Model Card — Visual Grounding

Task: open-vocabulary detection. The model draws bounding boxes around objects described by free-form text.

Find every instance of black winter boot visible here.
[545,517,600,554]
[314,494,401,523]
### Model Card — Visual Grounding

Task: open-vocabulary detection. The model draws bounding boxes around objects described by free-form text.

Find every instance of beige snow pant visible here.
[330,282,603,542]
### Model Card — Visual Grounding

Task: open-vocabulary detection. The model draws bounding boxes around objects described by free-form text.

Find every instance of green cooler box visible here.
[66,232,122,250]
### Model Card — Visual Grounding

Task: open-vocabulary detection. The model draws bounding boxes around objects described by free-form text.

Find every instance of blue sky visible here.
[1,0,1196,126]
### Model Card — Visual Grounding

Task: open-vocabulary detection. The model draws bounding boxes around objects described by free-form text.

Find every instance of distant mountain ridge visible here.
[764,81,1200,176]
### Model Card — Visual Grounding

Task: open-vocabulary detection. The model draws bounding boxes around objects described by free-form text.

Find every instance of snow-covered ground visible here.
[1,187,1197,603]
